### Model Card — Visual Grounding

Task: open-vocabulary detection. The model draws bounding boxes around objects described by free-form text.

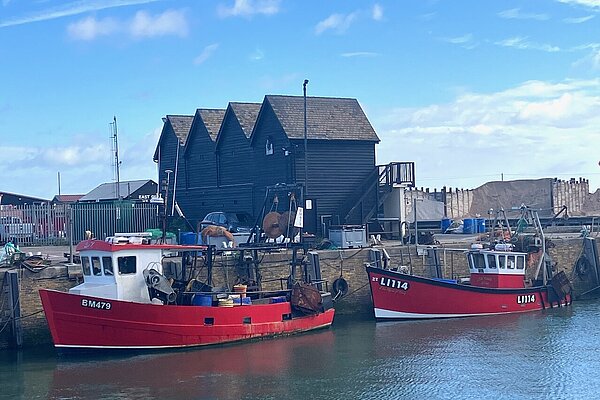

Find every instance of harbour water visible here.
[2,301,600,400]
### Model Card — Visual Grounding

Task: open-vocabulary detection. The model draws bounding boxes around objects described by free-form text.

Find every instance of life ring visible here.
[332,277,349,298]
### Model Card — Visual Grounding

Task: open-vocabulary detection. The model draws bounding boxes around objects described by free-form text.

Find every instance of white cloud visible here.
[194,43,219,65]
[557,0,600,9]
[563,14,595,23]
[340,51,379,57]
[443,34,473,45]
[130,9,188,38]
[373,79,600,190]
[573,47,600,69]
[217,0,280,18]
[495,36,560,52]
[498,8,550,20]
[0,0,162,28]
[315,12,358,35]
[372,4,383,21]
[67,9,188,41]
[249,48,264,61]
[67,16,119,40]
[0,126,163,198]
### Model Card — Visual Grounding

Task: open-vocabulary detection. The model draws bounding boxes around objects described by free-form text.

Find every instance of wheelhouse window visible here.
[507,256,516,269]
[81,257,91,276]
[517,255,525,270]
[118,256,136,275]
[92,256,102,276]
[498,256,506,269]
[470,253,485,269]
[487,254,497,269]
[103,256,114,275]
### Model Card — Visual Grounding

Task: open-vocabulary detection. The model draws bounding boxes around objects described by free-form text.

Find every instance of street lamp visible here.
[164,169,173,216]
[303,79,309,197]
[162,169,173,243]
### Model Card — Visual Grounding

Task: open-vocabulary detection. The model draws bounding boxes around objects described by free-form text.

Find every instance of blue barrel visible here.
[181,232,202,245]
[463,218,475,234]
[441,218,452,233]
[476,218,486,233]
[192,294,213,306]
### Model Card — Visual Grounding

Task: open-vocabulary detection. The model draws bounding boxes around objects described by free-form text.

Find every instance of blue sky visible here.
[1,0,600,199]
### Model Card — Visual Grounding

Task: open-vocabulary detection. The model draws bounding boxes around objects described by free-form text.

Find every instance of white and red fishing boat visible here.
[367,208,574,323]
[40,233,334,351]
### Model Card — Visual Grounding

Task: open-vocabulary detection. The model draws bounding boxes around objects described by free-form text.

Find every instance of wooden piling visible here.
[7,271,23,348]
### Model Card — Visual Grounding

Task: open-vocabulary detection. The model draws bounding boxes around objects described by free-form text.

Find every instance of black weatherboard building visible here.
[154,94,411,234]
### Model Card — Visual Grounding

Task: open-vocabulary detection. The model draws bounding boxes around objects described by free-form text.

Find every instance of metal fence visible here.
[0,201,160,246]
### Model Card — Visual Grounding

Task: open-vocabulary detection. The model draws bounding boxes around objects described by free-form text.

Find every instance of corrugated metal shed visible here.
[79,180,156,202]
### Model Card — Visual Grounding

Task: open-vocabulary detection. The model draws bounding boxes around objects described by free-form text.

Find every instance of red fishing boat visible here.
[367,207,573,319]
[40,233,334,351]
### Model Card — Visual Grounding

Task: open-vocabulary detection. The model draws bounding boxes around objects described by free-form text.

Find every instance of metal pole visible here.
[69,205,74,264]
[414,200,418,246]
[303,79,309,196]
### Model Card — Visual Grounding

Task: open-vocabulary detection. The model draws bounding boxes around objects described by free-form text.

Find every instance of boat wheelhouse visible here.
[467,245,528,289]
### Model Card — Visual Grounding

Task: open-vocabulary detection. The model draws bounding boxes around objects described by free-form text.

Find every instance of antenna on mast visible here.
[110,116,121,199]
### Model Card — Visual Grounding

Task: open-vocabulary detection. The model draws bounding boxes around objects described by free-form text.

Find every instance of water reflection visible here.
[48,330,336,400]
[3,303,600,400]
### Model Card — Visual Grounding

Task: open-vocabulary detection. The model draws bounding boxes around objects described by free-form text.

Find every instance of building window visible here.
[266,136,274,155]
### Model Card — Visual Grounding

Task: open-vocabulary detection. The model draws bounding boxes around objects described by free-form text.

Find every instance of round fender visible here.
[332,277,349,297]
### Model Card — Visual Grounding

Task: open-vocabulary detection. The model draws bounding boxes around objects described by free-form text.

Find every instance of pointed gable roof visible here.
[168,115,194,144]
[197,109,226,141]
[183,108,226,156]
[229,102,261,139]
[259,95,379,142]
[153,115,193,162]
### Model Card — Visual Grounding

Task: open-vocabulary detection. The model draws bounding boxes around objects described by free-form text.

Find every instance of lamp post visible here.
[303,79,309,197]
[162,169,173,243]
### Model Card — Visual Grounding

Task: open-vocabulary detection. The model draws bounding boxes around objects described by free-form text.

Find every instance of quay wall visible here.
[0,237,589,349]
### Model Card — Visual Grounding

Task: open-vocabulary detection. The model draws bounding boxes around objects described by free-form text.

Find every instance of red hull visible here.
[39,289,334,349]
[367,267,570,319]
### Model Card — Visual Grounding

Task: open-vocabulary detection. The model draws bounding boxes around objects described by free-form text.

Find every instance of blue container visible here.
[476,218,486,233]
[192,294,213,306]
[440,218,452,233]
[233,297,252,305]
[271,296,287,304]
[181,232,202,245]
[463,218,476,234]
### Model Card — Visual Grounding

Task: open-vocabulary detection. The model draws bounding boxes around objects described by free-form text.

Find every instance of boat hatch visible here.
[468,250,527,289]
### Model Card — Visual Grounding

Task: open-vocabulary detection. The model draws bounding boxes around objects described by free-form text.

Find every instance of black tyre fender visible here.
[332,277,349,297]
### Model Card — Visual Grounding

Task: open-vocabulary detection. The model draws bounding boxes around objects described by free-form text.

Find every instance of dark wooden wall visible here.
[216,112,254,187]
[184,123,217,190]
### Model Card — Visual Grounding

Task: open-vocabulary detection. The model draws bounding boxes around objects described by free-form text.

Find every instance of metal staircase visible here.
[339,162,415,225]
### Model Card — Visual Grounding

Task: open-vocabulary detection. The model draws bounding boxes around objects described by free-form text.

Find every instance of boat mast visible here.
[110,116,121,200]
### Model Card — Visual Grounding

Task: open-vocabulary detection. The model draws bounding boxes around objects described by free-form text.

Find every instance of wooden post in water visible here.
[7,271,23,348]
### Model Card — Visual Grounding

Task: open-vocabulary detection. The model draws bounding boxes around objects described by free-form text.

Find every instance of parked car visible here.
[200,212,255,233]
